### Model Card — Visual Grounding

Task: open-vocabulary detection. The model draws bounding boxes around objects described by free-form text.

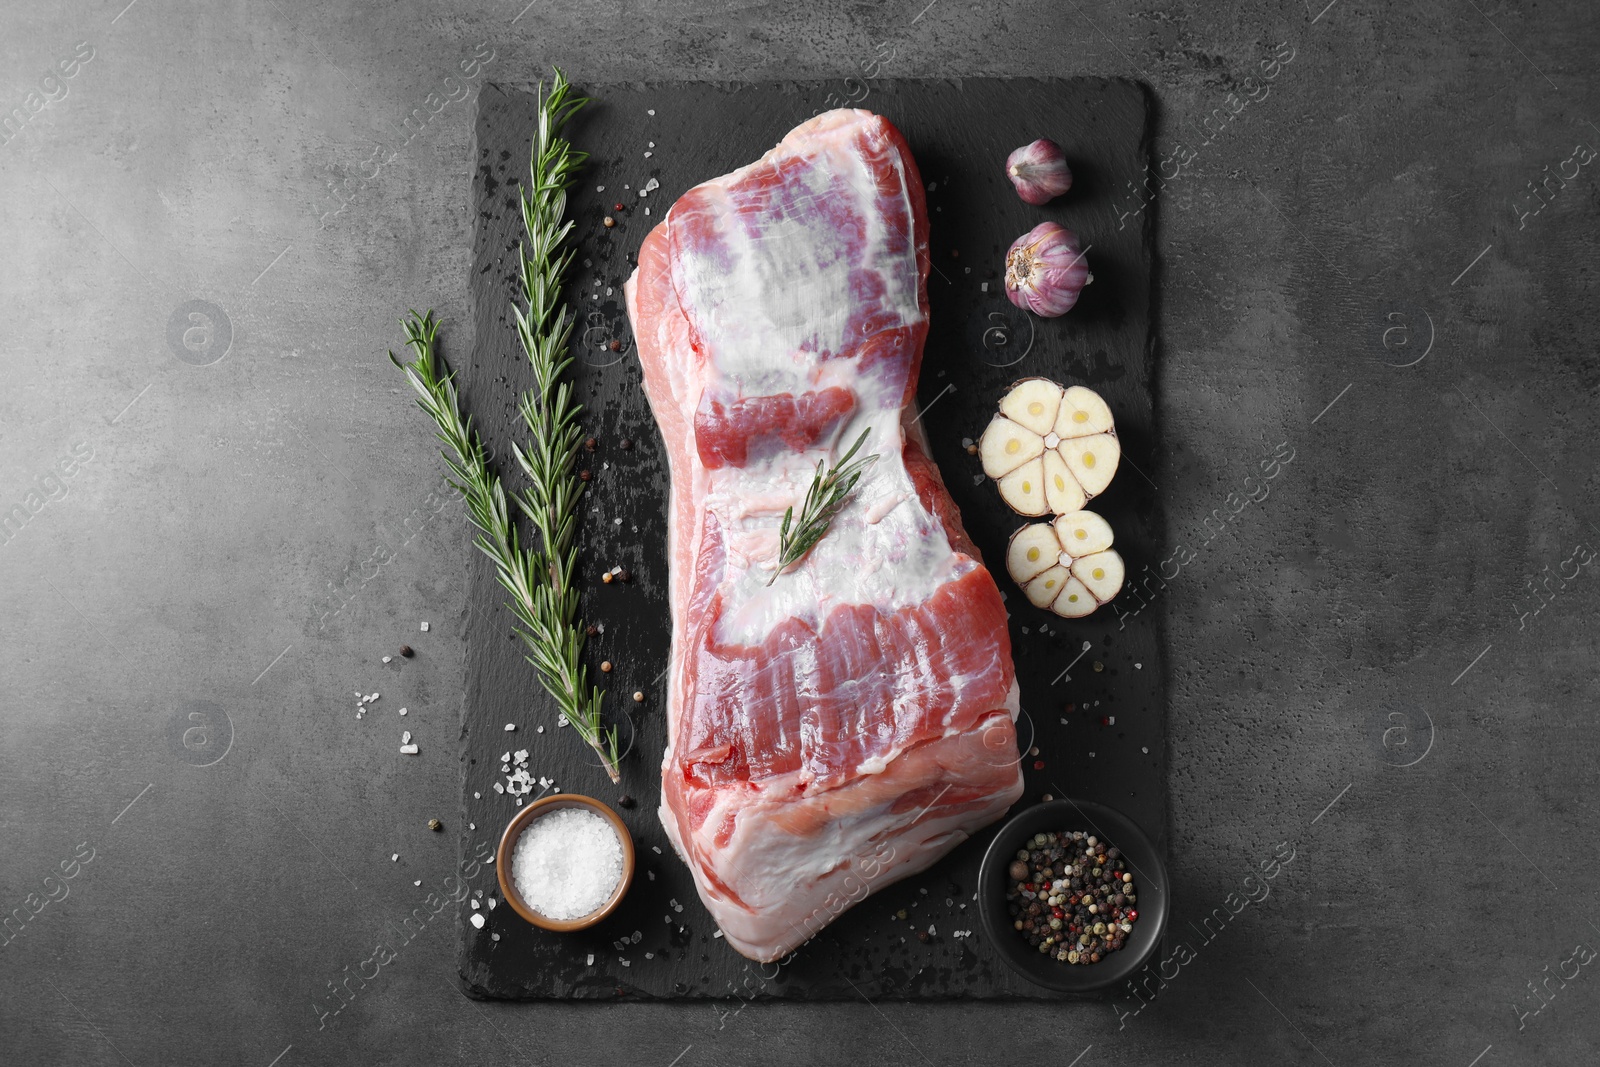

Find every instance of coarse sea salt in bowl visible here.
[496,794,635,932]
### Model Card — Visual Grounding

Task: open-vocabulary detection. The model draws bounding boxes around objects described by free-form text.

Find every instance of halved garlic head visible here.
[1005,510,1124,618]
[980,379,1119,515]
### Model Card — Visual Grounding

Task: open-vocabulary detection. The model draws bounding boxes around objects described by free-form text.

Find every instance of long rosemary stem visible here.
[389,67,620,782]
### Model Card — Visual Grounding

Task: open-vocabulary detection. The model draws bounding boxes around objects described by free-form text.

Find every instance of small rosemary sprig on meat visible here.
[390,68,620,782]
[767,429,879,586]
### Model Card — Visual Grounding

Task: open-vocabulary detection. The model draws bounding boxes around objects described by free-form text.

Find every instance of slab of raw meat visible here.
[623,108,1023,963]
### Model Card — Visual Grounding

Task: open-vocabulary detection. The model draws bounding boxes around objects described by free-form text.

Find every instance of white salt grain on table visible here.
[511,808,623,921]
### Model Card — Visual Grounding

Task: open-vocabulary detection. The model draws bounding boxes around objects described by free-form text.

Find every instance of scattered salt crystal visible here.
[651,846,661,854]
[647,109,655,115]
[491,933,500,941]
[470,899,480,909]
[713,931,724,939]
[620,959,631,967]
[420,622,429,632]
[469,912,485,928]
[587,953,595,965]
[645,952,654,959]
[474,791,481,799]
[596,185,605,192]
[514,749,528,762]
[493,783,505,794]
[644,207,650,216]
[648,141,655,148]
[647,871,655,881]
[981,282,989,292]
[613,518,623,526]
[928,182,937,192]
[1142,746,1149,754]
[469,822,475,830]
[1135,662,1142,669]
[414,880,421,886]
[536,726,544,734]
[487,897,497,910]
[391,853,399,861]
[512,807,624,920]
[401,731,412,744]
[382,656,392,664]
[398,707,408,716]
[400,744,418,754]
[500,752,511,763]
[643,151,652,158]
[504,723,516,732]
[1107,716,1116,725]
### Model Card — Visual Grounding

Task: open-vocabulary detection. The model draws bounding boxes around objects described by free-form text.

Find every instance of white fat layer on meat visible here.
[668,116,969,647]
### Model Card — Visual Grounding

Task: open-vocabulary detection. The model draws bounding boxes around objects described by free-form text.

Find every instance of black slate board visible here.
[456,78,1160,1000]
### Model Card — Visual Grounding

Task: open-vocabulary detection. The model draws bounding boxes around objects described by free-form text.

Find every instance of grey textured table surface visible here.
[2,1,1596,1064]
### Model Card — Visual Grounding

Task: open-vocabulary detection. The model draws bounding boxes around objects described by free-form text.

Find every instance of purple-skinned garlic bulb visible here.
[1005,222,1091,318]
[1006,138,1073,205]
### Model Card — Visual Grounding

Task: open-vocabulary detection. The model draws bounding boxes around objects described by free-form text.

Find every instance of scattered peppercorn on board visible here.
[456,78,1162,1000]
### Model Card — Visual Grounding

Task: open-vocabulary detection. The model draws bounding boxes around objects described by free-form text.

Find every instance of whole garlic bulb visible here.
[1006,138,1073,205]
[1004,222,1091,318]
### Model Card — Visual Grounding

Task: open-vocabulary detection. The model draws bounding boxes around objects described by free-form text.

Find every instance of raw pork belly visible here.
[624,108,1023,962]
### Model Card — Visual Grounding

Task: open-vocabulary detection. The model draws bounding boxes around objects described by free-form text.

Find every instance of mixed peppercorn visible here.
[1006,830,1138,964]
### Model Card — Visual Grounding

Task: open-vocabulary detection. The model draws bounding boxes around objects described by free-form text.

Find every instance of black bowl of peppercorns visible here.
[977,798,1168,993]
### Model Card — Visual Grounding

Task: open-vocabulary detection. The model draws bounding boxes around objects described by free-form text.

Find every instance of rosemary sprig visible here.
[389,67,620,782]
[390,312,619,781]
[767,429,879,586]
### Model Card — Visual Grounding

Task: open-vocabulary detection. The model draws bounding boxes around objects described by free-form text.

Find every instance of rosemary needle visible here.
[767,429,879,586]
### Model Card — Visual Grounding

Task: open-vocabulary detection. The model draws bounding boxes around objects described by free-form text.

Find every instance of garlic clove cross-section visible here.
[1004,509,1124,618]
[980,379,1119,516]
[1054,385,1115,438]
[996,458,1049,516]
[1058,433,1120,497]
[1071,551,1125,603]
[997,377,1063,435]
[979,415,1046,479]
[1042,451,1087,514]
[1051,577,1099,618]
[1053,510,1114,554]
[1023,565,1073,609]
[1006,522,1062,583]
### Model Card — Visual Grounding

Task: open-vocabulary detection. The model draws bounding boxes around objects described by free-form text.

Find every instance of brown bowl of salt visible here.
[495,793,634,932]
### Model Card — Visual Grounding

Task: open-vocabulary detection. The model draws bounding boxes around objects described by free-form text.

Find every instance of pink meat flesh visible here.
[623,108,1024,963]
